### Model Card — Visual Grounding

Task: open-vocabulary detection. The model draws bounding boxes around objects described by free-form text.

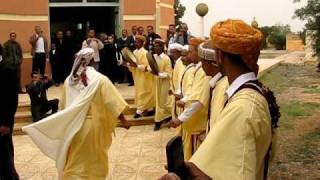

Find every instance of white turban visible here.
[168,43,184,52]
[69,48,95,86]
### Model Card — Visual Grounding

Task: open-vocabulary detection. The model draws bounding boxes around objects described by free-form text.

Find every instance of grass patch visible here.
[290,131,320,164]
[278,101,320,129]
[259,63,319,95]
[303,87,320,94]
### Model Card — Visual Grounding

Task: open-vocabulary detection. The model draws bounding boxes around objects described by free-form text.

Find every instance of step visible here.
[17,98,135,112]
[13,114,155,136]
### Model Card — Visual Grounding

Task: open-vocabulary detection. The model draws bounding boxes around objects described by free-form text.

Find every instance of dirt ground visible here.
[260,61,320,180]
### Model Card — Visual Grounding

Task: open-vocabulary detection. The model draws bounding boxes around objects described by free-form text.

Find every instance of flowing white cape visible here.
[22,68,100,179]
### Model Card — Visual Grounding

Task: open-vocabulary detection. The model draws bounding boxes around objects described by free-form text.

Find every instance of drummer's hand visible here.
[118,114,130,129]
[137,65,146,72]
[169,118,182,128]
[159,72,168,79]
[158,173,181,180]
[176,100,185,108]
[174,94,183,101]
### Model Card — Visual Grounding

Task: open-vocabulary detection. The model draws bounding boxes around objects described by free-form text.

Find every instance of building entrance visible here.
[49,6,118,41]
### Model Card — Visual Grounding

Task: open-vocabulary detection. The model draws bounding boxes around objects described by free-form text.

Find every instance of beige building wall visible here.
[0,0,50,86]
[1,0,174,86]
[123,0,174,38]
[286,33,305,51]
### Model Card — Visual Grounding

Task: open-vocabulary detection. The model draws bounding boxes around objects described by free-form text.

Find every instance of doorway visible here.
[49,6,117,41]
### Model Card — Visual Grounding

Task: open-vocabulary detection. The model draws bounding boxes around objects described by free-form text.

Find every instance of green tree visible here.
[260,24,291,50]
[260,26,274,49]
[268,24,291,50]
[174,0,186,27]
[294,0,320,55]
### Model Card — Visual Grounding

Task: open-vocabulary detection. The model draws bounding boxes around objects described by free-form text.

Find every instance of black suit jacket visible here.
[145,33,161,51]
[0,66,18,129]
[126,35,136,51]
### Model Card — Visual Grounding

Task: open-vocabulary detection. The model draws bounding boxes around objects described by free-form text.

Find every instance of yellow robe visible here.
[63,76,128,180]
[207,77,229,130]
[171,58,186,118]
[190,88,272,180]
[130,47,155,111]
[181,65,210,160]
[154,53,173,122]
[172,58,186,92]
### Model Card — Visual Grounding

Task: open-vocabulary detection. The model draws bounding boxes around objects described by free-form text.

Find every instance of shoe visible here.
[18,90,26,94]
[154,122,162,131]
[164,116,172,123]
[128,83,134,86]
[143,110,155,117]
[134,113,142,119]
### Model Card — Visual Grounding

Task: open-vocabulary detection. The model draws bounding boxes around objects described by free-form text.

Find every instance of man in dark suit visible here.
[0,54,20,180]
[26,73,59,122]
[126,26,138,51]
[145,25,161,51]
[125,27,137,86]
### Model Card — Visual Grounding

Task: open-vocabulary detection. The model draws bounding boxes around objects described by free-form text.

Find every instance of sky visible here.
[180,0,308,37]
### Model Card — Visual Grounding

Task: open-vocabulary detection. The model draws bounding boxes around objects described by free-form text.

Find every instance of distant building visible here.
[0,0,174,85]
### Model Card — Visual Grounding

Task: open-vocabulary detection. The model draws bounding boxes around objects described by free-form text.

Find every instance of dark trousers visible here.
[31,99,59,122]
[125,68,134,84]
[0,134,19,180]
[16,66,22,92]
[50,61,61,84]
[32,53,46,75]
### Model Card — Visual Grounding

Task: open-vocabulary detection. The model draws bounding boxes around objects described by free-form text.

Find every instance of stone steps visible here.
[13,114,155,136]
[13,97,156,136]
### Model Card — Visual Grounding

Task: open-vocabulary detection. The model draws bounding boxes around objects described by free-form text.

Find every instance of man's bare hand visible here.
[118,114,130,129]
[169,118,182,128]
[0,126,10,136]
[176,100,185,108]
[184,162,212,180]
[158,173,181,180]
[158,162,211,180]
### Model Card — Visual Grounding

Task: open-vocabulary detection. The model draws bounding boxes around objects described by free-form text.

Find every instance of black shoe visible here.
[18,90,26,94]
[134,113,142,119]
[128,83,134,86]
[143,110,155,117]
[154,122,162,131]
[164,116,172,123]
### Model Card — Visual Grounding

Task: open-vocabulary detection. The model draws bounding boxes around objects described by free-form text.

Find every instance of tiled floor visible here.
[13,125,177,180]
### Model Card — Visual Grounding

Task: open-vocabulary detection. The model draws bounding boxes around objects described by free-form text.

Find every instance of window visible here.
[50,0,82,2]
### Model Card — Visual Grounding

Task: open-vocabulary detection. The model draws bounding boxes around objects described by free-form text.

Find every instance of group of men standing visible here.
[126,19,280,180]
[1,19,281,180]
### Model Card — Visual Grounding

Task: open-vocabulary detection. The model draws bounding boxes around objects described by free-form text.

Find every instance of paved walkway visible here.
[13,51,299,180]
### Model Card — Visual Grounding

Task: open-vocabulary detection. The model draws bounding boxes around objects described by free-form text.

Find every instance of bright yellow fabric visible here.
[208,77,229,129]
[172,58,186,92]
[171,59,186,118]
[180,66,210,160]
[182,66,210,134]
[155,54,173,122]
[190,88,272,180]
[130,48,155,111]
[63,76,128,180]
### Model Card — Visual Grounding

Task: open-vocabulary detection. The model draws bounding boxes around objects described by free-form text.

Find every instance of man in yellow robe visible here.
[169,38,210,160]
[168,43,185,118]
[128,35,155,118]
[152,39,173,131]
[23,48,130,180]
[160,19,280,180]
[198,40,228,131]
